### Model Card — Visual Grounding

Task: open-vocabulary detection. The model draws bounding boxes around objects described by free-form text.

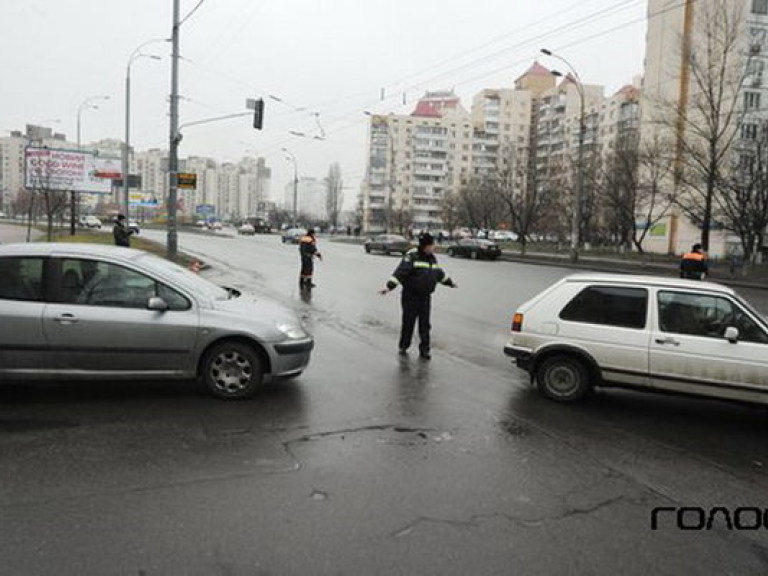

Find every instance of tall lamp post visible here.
[541,48,586,263]
[282,148,299,227]
[123,41,163,219]
[75,95,110,236]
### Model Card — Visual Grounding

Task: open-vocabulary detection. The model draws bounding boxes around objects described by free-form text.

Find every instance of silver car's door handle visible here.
[54,313,79,325]
[655,337,680,346]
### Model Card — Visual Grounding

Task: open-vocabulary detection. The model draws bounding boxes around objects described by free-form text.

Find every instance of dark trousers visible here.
[399,292,431,353]
[300,256,314,285]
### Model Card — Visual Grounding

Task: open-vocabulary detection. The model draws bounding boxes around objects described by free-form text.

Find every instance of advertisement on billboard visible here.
[25,147,121,195]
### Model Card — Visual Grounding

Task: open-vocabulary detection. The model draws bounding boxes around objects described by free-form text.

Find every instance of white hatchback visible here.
[504,274,768,405]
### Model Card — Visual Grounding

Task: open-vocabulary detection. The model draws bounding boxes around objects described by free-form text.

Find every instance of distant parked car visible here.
[491,230,518,242]
[238,223,256,236]
[0,212,8,220]
[80,215,102,229]
[128,220,141,235]
[209,221,223,231]
[364,234,412,256]
[282,228,306,244]
[447,239,502,260]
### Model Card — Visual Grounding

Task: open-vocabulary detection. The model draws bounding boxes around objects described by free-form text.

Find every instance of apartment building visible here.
[363,91,473,232]
[640,0,768,257]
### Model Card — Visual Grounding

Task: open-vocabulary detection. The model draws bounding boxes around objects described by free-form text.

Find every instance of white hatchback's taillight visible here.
[512,313,523,332]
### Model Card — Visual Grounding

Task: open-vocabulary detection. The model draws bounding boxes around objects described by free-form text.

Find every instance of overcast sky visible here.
[1,0,648,206]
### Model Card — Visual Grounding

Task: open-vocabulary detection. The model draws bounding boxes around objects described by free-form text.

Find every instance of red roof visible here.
[411,92,461,118]
[515,61,551,81]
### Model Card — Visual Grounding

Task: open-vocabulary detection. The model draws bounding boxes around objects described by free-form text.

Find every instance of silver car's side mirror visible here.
[147,296,169,312]
[725,326,740,344]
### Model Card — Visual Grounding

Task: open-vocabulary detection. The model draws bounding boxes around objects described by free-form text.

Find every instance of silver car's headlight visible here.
[276,322,307,339]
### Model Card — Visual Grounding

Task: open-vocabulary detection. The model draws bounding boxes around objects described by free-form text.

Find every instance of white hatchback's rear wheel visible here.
[202,342,263,399]
[536,355,592,402]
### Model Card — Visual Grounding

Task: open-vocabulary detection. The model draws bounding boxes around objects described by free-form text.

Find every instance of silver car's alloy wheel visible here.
[210,350,253,395]
[202,342,263,399]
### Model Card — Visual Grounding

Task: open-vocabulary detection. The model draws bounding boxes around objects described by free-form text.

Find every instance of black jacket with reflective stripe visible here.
[387,248,453,296]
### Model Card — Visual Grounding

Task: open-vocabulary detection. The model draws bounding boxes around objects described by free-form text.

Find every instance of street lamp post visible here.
[75,95,110,236]
[541,48,586,263]
[123,42,163,219]
[282,148,298,227]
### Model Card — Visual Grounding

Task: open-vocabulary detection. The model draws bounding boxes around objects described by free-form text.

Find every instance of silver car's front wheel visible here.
[202,342,263,399]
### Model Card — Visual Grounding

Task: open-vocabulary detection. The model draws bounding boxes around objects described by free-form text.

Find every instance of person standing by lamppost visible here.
[541,48,586,263]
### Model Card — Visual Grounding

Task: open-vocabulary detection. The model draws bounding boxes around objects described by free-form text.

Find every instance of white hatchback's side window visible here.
[658,291,768,344]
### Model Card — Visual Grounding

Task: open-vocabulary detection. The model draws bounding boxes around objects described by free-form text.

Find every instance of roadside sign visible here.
[177,173,197,190]
[196,204,215,215]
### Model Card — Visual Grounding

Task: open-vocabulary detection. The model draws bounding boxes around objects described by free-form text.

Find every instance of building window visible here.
[753,0,768,14]
[744,91,762,110]
[742,123,759,140]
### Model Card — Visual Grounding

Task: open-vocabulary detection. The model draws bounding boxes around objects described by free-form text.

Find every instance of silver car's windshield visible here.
[136,253,229,301]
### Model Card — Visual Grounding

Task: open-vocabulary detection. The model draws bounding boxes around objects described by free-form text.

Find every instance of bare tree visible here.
[324,162,344,229]
[492,146,547,255]
[670,0,749,251]
[440,190,462,238]
[600,133,675,253]
[457,176,502,233]
[719,131,768,263]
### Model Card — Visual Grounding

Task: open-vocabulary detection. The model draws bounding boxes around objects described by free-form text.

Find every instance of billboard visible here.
[25,147,121,195]
[129,191,160,207]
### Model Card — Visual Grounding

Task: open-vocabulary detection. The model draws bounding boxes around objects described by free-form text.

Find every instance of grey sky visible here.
[1,0,647,205]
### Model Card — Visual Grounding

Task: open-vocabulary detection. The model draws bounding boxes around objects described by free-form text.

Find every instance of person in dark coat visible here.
[299,228,322,289]
[380,233,457,360]
[113,214,134,247]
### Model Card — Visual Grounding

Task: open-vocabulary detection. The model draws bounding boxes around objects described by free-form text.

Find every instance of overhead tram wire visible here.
[254,0,685,160]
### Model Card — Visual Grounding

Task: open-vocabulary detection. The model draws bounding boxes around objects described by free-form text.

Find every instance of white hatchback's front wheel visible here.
[536,355,592,402]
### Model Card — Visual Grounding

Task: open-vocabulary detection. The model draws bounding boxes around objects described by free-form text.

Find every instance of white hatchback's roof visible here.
[563,273,736,295]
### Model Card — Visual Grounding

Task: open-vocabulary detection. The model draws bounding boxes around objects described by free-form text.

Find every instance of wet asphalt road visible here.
[2,230,768,575]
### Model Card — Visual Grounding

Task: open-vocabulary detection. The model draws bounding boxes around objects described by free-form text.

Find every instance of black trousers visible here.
[300,256,314,281]
[399,292,431,353]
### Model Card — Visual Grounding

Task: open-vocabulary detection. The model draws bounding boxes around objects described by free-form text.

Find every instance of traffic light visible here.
[253,98,265,130]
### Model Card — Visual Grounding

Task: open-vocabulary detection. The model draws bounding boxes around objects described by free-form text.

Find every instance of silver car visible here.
[0,243,314,399]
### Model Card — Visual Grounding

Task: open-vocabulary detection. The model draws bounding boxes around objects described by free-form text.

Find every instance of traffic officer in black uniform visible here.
[380,233,457,360]
[299,228,322,289]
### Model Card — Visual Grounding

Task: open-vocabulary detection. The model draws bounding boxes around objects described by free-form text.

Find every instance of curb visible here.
[497,253,768,291]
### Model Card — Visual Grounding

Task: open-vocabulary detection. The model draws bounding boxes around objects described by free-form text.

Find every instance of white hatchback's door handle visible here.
[655,337,680,346]
[54,313,79,325]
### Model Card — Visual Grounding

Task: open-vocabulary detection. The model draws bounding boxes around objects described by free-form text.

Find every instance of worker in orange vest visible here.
[680,243,709,280]
[299,228,322,289]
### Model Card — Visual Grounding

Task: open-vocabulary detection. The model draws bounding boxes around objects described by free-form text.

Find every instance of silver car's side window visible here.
[658,291,768,344]
[0,257,44,302]
[59,259,155,309]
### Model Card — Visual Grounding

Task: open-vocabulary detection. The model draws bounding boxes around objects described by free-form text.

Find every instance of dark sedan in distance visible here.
[447,239,502,260]
[364,234,412,255]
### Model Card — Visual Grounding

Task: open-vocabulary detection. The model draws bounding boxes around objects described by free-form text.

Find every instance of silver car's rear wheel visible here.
[202,342,263,399]
[536,355,592,402]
